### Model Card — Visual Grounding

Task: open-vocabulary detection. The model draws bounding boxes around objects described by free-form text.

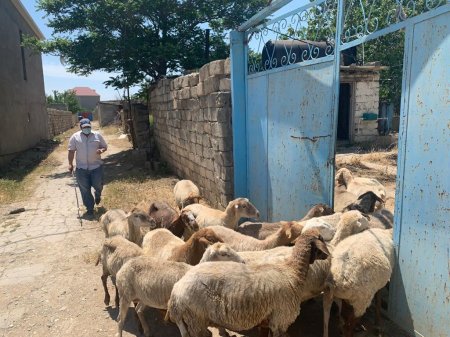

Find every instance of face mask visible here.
[82,128,91,135]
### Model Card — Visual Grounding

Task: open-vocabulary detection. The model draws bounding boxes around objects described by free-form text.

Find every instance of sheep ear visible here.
[199,237,213,245]
[286,227,292,239]
[310,237,330,264]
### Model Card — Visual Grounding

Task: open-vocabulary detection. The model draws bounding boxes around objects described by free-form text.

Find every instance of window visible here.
[19,30,27,81]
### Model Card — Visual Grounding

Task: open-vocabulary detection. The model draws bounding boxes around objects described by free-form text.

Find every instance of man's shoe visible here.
[82,210,94,219]
[95,197,101,205]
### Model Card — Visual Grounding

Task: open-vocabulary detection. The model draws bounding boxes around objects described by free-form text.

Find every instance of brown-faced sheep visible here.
[182,198,259,238]
[237,203,333,239]
[115,245,244,337]
[208,222,302,251]
[166,231,330,337]
[142,228,224,265]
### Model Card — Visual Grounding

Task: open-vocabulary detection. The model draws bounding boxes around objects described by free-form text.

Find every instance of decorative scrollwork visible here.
[342,0,446,43]
[247,0,337,74]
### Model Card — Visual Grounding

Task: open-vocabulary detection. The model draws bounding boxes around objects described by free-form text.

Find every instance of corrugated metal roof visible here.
[71,87,100,97]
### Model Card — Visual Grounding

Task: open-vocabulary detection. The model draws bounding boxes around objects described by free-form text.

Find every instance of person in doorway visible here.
[68,118,107,217]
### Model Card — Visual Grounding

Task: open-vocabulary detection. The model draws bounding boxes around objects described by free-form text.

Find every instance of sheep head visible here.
[127,211,157,230]
[297,228,330,264]
[180,209,199,232]
[278,221,303,245]
[344,191,385,214]
[302,203,334,220]
[194,228,224,247]
[148,201,179,228]
[228,198,260,220]
[201,243,245,263]
[335,168,354,188]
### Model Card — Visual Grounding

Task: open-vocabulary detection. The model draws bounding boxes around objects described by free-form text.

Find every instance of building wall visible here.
[97,103,119,126]
[341,71,380,142]
[150,59,233,209]
[0,0,48,166]
[47,109,75,138]
[76,95,100,111]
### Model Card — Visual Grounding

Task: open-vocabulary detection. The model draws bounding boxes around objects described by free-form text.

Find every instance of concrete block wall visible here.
[353,76,380,142]
[47,109,75,138]
[150,59,233,209]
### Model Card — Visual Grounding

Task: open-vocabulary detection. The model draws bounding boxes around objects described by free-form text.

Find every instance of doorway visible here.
[337,83,351,140]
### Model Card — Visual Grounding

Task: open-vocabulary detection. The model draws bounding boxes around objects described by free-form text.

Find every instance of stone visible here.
[199,63,210,82]
[219,78,231,92]
[209,59,225,76]
[224,58,231,75]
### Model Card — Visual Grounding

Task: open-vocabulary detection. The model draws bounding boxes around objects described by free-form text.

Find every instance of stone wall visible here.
[47,109,75,138]
[150,59,233,209]
[341,69,380,142]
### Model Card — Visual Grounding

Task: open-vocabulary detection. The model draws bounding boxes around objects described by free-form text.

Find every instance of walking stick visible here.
[72,171,83,227]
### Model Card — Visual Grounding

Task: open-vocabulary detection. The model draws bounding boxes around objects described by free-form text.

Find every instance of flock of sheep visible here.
[97,167,394,337]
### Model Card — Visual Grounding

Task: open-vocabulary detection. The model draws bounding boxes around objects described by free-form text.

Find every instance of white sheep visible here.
[207,222,302,251]
[102,210,157,246]
[173,179,201,209]
[96,235,142,307]
[142,227,225,265]
[99,208,127,230]
[322,227,395,337]
[301,212,343,241]
[165,231,330,337]
[182,198,259,238]
[115,244,244,337]
[238,211,370,303]
[335,167,386,201]
[237,203,333,240]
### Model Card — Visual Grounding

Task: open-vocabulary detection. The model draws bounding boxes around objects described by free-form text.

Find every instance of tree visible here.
[28,0,267,91]
[46,90,83,114]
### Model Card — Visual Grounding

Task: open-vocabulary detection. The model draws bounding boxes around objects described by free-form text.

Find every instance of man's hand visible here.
[69,164,74,173]
[96,148,106,154]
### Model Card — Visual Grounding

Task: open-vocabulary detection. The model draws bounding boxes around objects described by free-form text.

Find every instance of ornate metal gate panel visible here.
[232,0,339,221]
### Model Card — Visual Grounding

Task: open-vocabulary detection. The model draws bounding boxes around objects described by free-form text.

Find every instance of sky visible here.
[20,0,305,100]
[21,0,138,100]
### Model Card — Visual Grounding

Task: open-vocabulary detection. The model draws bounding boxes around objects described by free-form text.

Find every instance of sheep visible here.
[102,210,157,246]
[368,208,394,229]
[165,230,330,337]
[335,167,386,201]
[147,201,198,238]
[182,198,259,238]
[322,227,395,337]
[237,203,333,240]
[238,211,370,303]
[173,179,201,209]
[301,212,343,241]
[96,236,143,307]
[99,209,127,232]
[142,228,225,265]
[207,222,302,251]
[343,191,385,214]
[115,244,245,337]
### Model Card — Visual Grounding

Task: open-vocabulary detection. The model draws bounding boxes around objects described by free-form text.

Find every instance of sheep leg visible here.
[115,285,120,308]
[116,298,130,337]
[135,302,151,337]
[375,290,382,327]
[174,318,190,337]
[322,289,334,337]
[341,301,358,337]
[133,301,144,334]
[101,274,110,306]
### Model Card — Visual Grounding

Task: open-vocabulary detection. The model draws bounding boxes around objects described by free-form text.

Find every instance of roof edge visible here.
[10,0,45,40]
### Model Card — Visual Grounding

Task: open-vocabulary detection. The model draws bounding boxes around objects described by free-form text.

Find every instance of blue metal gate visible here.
[231,0,339,221]
[231,0,450,334]
[389,9,450,337]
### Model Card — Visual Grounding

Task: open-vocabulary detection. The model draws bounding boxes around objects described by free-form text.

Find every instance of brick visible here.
[180,88,191,100]
[219,78,231,92]
[203,76,221,95]
[199,63,210,82]
[190,86,198,98]
[188,73,199,86]
[173,77,183,90]
[224,58,231,75]
[181,76,190,88]
[211,122,232,138]
[207,92,231,108]
[209,59,225,76]
[203,122,212,134]
[202,134,211,148]
[197,83,205,96]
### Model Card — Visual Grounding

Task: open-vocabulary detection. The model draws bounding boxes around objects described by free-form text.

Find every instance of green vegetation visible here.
[27,0,267,93]
[46,90,83,114]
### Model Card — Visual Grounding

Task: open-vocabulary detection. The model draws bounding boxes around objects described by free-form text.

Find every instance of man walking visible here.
[68,118,107,217]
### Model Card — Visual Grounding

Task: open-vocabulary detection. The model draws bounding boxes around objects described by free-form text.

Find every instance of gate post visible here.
[230,30,247,198]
